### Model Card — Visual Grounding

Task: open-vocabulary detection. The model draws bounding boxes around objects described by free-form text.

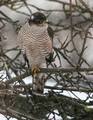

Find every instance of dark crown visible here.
[29,12,46,25]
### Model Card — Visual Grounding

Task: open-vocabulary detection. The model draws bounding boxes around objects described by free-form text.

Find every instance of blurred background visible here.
[0,0,93,120]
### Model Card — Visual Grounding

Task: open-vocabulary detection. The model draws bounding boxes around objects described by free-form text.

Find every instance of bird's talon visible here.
[32,66,40,76]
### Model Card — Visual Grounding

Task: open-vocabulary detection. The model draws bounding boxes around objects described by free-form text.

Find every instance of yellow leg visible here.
[31,65,40,76]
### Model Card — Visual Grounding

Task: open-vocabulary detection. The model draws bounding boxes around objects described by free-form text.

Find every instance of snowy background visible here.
[0,0,93,119]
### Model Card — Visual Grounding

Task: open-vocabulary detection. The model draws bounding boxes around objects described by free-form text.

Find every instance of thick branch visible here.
[40,67,93,73]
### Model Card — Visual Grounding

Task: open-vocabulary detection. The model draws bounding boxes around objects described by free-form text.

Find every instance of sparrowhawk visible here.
[17,12,54,94]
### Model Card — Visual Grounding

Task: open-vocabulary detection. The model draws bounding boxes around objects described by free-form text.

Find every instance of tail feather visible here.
[32,73,46,94]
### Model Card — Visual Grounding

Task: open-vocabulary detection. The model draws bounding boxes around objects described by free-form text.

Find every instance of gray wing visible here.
[46,26,54,64]
[47,26,54,40]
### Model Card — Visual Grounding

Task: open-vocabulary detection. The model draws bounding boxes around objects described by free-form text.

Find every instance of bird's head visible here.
[28,12,47,25]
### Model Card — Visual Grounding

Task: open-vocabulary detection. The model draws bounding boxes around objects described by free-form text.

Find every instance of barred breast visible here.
[17,22,52,67]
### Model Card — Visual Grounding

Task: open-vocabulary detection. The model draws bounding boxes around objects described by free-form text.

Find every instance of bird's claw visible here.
[32,66,40,76]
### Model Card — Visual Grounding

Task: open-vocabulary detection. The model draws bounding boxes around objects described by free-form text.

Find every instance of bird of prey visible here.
[17,12,54,94]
